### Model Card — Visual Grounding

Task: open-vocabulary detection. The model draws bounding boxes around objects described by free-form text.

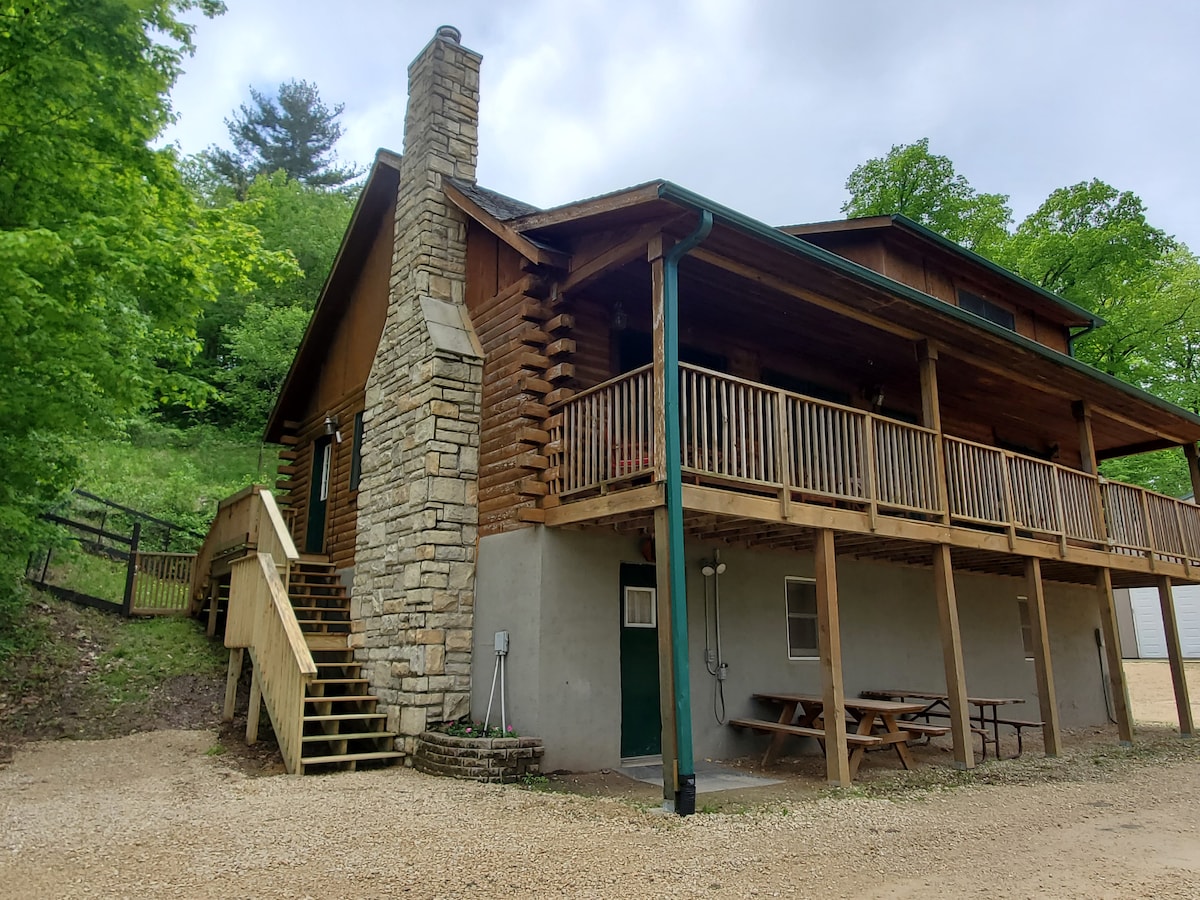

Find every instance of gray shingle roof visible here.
[446,177,539,220]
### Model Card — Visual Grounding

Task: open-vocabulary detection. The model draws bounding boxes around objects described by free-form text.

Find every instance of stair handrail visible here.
[227,552,316,774]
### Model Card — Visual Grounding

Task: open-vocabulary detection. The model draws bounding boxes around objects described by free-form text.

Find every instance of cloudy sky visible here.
[165,0,1200,248]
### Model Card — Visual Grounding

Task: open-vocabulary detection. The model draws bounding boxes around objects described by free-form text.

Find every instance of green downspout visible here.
[662,210,713,816]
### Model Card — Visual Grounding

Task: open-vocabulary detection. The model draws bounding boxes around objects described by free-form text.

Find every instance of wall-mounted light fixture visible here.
[611,299,628,331]
[323,413,339,435]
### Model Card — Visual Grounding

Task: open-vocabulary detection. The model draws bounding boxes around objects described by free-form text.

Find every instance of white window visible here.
[785,577,818,659]
[1017,596,1035,659]
[318,442,332,502]
[624,586,656,628]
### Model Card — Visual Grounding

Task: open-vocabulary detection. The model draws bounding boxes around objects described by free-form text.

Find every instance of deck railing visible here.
[129,552,195,615]
[550,366,1200,565]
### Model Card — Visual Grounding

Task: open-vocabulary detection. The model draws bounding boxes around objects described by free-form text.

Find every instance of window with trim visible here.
[958,288,1015,331]
[1016,596,1035,659]
[785,577,818,658]
[624,586,656,628]
[349,412,364,492]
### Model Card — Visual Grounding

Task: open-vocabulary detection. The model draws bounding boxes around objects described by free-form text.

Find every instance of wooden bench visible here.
[730,717,883,768]
[897,721,950,738]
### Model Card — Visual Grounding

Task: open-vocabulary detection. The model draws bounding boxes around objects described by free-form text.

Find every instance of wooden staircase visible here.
[288,557,402,773]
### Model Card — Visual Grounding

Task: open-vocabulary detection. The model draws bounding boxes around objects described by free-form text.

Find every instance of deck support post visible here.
[1156,576,1195,737]
[917,341,950,524]
[205,581,220,638]
[814,529,851,785]
[223,647,244,723]
[1023,558,1062,756]
[1073,401,1098,475]
[246,661,262,745]
[1183,443,1200,503]
[932,543,974,769]
[1095,568,1134,744]
[652,506,680,806]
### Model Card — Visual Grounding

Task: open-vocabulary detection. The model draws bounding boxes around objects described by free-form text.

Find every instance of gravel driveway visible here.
[2,728,1198,899]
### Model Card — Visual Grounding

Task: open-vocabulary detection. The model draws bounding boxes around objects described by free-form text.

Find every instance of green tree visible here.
[0,0,292,622]
[842,138,1012,256]
[199,79,359,196]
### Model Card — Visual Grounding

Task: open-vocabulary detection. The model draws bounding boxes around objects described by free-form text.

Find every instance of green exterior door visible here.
[305,437,331,554]
[619,562,661,759]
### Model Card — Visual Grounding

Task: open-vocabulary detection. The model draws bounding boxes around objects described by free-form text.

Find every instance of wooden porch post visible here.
[246,660,262,745]
[1023,558,1062,756]
[1183,443,1200,502]
[917,341,950,524]
[653,506,680,804]
[1156,575,1195,737]
[1095,568,1134,744]
[932,543,974,769]
[814,528,850,785]
[223,647,243,723]
[649,238,684,808]
[1073,401,1098,475]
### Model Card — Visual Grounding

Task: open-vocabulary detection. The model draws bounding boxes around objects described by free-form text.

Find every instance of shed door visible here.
[1130,586,1200,658]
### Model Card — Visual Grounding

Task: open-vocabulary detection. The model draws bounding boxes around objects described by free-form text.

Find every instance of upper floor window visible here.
[349,412,364,492]
[958,289,1015,332]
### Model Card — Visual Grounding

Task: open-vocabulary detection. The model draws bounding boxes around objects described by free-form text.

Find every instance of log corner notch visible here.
[474,268,574,534]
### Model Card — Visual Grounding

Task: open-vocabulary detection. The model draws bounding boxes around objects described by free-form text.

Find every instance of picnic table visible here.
[861,689,1033,759]
[731,692,943,778]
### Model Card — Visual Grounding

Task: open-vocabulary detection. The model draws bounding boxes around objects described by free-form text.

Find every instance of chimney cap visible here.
[436,25,462,44]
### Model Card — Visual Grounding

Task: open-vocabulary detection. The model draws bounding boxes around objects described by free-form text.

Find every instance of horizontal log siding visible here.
[278,389,364,567]
[468,227,558,536]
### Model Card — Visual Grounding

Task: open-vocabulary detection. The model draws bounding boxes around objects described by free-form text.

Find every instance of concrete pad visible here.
[615,760,781,794]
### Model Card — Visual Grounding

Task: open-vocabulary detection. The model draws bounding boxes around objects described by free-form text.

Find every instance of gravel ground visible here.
[1,729,1198,899]
[1,660,1198,898]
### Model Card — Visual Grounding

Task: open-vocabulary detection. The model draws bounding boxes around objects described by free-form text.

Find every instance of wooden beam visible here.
[1156,575,1195,737]
[653,506,680,807]
[544,484,664,526]
[933,543,974,769]
[1023,558,1062,756]
[558,224,661,295]
[1184,443,1200,502]
[1095,568,1134,744]
[814,528,851,785]
[444,181,569,269]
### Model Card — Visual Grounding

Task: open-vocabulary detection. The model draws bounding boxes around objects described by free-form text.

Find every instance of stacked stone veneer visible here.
[351,27,484,757]
[414,732,545,783]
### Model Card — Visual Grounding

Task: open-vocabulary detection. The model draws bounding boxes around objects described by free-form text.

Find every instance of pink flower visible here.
[465,727,472,733]
[506,726,513,732]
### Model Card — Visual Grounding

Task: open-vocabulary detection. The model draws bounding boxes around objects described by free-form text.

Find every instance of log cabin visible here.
[192,26,1198,803]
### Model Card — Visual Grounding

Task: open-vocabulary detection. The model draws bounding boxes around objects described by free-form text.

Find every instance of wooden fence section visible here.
[550,367,1200,566]
[228,552,314,774]
[129,552,195,615]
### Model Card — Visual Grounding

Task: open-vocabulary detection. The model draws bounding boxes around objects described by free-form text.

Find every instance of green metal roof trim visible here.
[655,182,1200,431]
[884,213,1103,328]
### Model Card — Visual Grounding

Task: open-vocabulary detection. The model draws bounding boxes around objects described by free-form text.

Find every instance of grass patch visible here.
[46,548,129,604]
[79,421,275,543]
[95,616,226,705]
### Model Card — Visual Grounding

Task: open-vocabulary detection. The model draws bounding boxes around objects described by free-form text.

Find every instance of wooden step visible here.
[301,750,402,766]
[302,731,396,743]
[305,634,349,650]
[304,712,386,724]
[310,678,367,686]
[303,694,379,704]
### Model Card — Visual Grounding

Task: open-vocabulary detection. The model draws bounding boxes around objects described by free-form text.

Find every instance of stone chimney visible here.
[352,26,484,756]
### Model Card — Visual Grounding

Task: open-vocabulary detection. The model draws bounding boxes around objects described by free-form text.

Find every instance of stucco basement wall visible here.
[473,528,1111,772]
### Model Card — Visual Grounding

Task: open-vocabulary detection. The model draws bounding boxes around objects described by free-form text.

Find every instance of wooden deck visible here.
[544,364,1200,587]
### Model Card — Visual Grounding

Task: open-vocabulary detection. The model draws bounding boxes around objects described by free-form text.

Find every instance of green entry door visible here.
[305,437,331,554]
[619,563,661,759]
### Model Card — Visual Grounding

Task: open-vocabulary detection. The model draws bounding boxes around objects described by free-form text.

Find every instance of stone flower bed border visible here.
[413,730,545,783]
